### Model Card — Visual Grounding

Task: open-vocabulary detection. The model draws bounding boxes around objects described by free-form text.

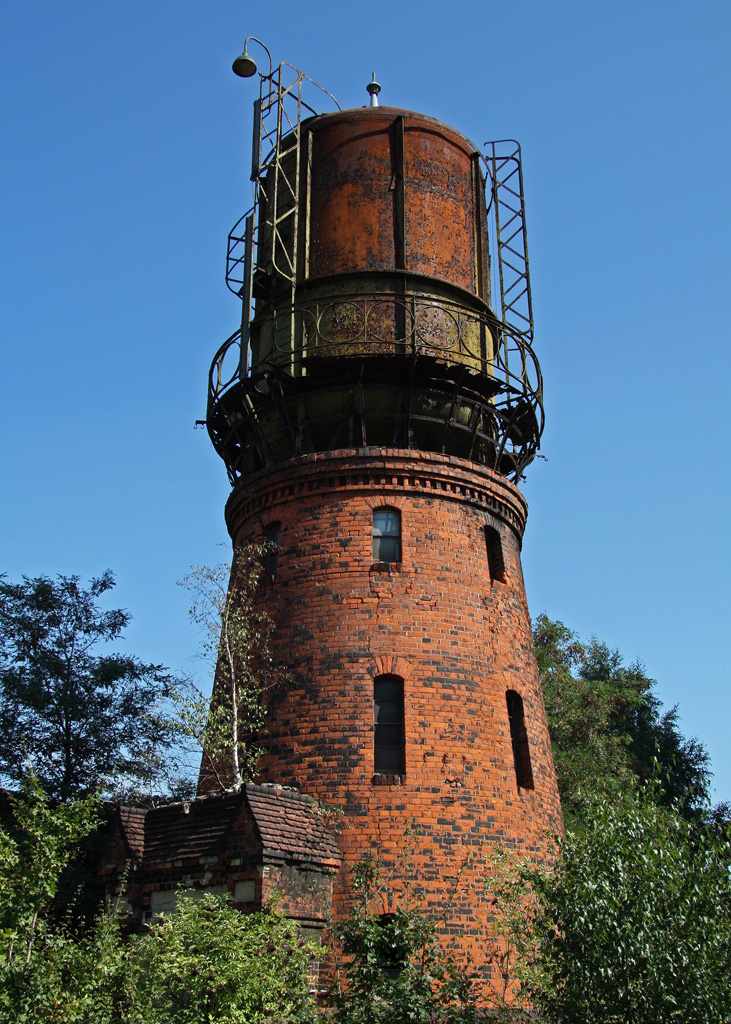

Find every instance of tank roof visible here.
[302,105,481,156]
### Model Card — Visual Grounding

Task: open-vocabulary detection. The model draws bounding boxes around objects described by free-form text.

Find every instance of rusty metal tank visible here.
[250,107,496,378]
[306,108,489,291]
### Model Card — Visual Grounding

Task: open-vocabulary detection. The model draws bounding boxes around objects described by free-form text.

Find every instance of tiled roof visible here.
[245,784,341,864]
[117,806,146,863]
[112,786,341,868]
[143,791,242,864]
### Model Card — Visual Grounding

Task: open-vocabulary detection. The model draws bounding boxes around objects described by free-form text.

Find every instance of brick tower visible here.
[204,54,562,953]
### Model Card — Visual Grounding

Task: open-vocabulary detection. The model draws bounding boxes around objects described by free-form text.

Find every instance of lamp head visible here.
[232,49,257,77]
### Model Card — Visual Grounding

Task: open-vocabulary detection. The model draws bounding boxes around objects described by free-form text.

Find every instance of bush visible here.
[129,892,318,1024]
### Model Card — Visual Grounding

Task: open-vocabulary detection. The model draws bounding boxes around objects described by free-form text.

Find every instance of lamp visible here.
[232,36,273,78]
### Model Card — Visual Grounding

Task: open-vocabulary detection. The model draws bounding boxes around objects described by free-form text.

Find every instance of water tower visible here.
[204,42,562,956]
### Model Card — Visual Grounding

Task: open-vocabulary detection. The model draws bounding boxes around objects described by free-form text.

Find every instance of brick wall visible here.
[216,448,562,963]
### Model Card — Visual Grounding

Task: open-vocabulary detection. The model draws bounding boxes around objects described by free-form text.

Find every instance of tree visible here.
[0,571,176,800]
[0,777,100,970]
[513,788,731,1023]
[177,544,285,792]
[532,614,714,825]
[0,777,130,1022]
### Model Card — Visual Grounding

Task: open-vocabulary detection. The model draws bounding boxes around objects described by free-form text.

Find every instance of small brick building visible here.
[99,783,340,936]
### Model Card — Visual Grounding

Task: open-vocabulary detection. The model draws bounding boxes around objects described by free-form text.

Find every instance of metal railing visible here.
[208,291,542,418]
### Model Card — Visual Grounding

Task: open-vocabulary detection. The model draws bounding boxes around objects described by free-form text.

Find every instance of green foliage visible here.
[533,614,713,825]
[0,572,176,800]
[177,545,285,791]
[0,777,130,1022]
[2,912,131,1024]
[518,789,731,1023]
[330,853,480,1024]
[0,776,99,950]
[129,892,317,1024]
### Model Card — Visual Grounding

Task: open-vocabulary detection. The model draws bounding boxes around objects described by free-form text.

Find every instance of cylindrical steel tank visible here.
[307,109,488,291]
[250,108,495,378]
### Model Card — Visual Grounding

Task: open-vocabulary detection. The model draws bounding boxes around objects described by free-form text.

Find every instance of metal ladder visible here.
[483,139,536,408]
[226,63,340,377]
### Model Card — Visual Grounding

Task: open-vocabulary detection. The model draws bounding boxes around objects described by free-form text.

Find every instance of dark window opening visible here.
[374,675,405,775]
[377,913,408,978]
[506,690,534,789]
[485,525,506,582]
[373,509,401,563]
[265,523,280,579]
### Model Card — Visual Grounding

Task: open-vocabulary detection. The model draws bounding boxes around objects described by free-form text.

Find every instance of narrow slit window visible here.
[374,675,405,775]
[265,523,280,579]
[373,509,401,563]
[485,525,506,582]
[506,690,534,789]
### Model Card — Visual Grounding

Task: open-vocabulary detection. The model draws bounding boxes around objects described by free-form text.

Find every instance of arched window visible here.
[372,508,401,564]
[506,690,534,789]
[485,525,505,582]
[374,675,405,775]
[265,523,280,580]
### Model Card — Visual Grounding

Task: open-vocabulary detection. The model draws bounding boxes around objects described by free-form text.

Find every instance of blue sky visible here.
[2,1,729,804]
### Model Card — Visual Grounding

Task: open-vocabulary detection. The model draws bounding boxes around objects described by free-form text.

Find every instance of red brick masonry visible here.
[221,448,563,957]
